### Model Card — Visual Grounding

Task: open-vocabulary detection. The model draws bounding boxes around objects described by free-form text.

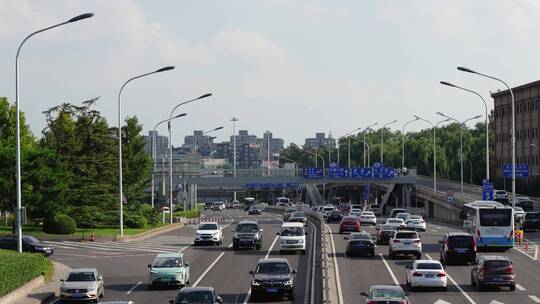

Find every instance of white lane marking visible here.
[513,242,539,261]
[432,229,438,233]
[516,283,526,291]
[192,243,233,287]
[242,235,280,304]
[529,295,540,303]
[325,223,344,304]
[378,253,400,285]
[308,221,317,304]
[425,253,476,304]
[126,281,141,295]
[433,300,452,304]
[489,301,504,304]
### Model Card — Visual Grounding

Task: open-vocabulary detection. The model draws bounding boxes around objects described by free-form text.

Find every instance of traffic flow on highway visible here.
[4,196,535,304]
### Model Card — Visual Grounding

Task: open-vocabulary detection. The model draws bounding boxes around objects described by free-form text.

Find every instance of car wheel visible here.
[148,284,154,290]
[339,230,343,234]
[476,280,484,291]
[256,244,261,250]
[233,244,239,250]
[389,251,395,259]
[301,250,306,255]
[415,253,422,259]
[371,250,375,257]
[288,292,295,300]
[441,286,448,291]
[510,283,516,291]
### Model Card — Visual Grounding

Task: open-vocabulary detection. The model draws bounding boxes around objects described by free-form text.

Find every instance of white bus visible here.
[463,201,514,249]
[276,197,291,207]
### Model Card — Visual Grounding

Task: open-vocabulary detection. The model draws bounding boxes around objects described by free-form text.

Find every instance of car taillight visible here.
[505,266,514,274]
[367,301,376,304]
[393,239,400,243]
[399,301,409,304]
[479,267,485,273]
[437,272,446,277]
[414,240,421,243]
[444,240,449,252]
[476,229,482,240]
[472,238,477,251]
[412,272,422,277]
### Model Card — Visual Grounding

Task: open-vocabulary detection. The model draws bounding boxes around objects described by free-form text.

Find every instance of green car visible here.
[148,252,190,289]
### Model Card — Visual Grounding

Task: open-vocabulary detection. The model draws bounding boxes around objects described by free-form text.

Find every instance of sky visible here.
[1,0,539,147]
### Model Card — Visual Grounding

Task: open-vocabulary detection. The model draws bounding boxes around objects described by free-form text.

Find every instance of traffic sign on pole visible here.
[503,164,529,178]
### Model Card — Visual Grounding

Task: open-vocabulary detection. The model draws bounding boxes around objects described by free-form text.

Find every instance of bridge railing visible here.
[194,167,418,178]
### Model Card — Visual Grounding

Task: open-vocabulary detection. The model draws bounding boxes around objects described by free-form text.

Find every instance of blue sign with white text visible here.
[351,168,372,178]
[503,164,529,178]
[303,168,324,178]
[482,179,494,200]
[329,167,350,178]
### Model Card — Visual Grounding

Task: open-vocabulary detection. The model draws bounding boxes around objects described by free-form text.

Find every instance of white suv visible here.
[389,231,422,259]
[194,222,223,246]
[278,222,306,254]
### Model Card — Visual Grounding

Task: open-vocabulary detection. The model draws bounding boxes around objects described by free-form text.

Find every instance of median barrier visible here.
[114,223,183,242]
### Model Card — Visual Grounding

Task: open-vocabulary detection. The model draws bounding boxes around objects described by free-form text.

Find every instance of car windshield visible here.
[323,207,334,211]
[396,232,417,239]
[514,207,523,212]
[479,209,512,226]
[256,262,290,274]
[66,272,95,282]
[371,288,404,298]
[177,291,214,304]
[292,212,305,217]
[236,224,259,233]
[381,225,398,231]
[330,211,341,216]
[407,220,422,224]
[153,257,183,268]
[484,260,511,267]
[281,227,304,236]
[352,233,370,240]
[23,236,40,243]
[526,213,540,219]
[409,215,422,219]
[387,219,403,224]
[448,235,474,247]
[198,224,218,230]
[416,263,442,270]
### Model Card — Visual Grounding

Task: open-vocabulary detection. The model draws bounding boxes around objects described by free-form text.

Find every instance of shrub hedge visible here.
[173,210,201,218]
[0,249,53,297]
[43,214,77,234]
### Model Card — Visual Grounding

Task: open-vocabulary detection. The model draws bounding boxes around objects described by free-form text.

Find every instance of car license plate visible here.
[404,241,411,245]
[456,248,466,253]
[72,294,83,298]
[267,288,278,293]
[493,277,503,281]
[425,274,434,278]
[354,244,365,248]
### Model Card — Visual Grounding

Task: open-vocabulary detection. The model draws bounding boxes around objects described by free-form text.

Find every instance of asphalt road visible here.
[48,209,316,304]
[327,217,540,304]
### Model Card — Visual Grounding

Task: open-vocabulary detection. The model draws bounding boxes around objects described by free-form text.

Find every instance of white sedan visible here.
[385,218,406,229]
[348,210,363,218]
[359,212,377,225]
[406,260,447,291]
[406,219,426,232]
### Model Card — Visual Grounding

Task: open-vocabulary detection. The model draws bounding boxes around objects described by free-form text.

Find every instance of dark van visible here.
[439,232,476,265]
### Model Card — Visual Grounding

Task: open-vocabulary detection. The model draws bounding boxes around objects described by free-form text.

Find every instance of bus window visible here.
[479,209,512,226]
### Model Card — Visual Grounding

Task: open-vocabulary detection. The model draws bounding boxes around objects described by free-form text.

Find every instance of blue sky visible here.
[1,0,539,146]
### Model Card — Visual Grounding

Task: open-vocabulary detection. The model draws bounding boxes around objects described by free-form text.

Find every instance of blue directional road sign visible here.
[363,184,370,201]
[351,168,372,178]
[303,168,324,178]
[329,167,350,178]
[503,164,529,178]
[482,179,494,200]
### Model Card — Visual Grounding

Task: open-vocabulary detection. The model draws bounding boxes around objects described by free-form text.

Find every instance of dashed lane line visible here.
[324,223,343,304]
[425,253,476,304]
[529,295,540,303]
[126,281,141,295]
[192,244,233,287]
[378,253,400,286]
[516,283,526,291]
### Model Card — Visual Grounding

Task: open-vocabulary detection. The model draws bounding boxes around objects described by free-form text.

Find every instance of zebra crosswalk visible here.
[45,235,194,258]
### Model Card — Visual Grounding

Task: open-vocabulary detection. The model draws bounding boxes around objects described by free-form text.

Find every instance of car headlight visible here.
[281,239,287,244]
[87,286,97,292]
[213,231,219,236]
[60,285,68,292]
[254,233,259,238]
[298,239,304,244]
[284,279,293,286]
[252,280,261,286]
[150,270,158,274]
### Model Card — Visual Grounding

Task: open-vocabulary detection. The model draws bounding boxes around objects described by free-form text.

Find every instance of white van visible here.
[278,222,307,254]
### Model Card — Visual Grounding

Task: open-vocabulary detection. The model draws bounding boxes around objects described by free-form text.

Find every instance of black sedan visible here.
[250,258,295,301]
[0,234,54,256]
[345,232,376,257]
[522,212,540,231]
[248,206,262,215]
[326,210,343,223]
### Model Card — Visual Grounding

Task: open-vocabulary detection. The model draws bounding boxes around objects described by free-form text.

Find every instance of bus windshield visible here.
[479,209,512,226]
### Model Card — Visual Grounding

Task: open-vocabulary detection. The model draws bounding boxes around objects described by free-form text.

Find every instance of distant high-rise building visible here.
[144,131,169,159]
[260,131,285,163]
[183,130,216,157]
[304,132,335,149]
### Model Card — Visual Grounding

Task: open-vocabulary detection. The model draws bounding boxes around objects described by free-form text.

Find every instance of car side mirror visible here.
[375,227,380,230]
[216,295,223,304]
[169,300,174,304]
[372,237,376,241]
[249,270,254,275]
[59,278,65,282]
[360,292,368,297]
[97,275,103,281]
[438,240,443,244]
[305,231,308,235]
[260,229,263,232]
[185,263,189,267]
[292,270,297,274]
[343,237,349,240]
[276,232,280,235]
[147,264,152,268]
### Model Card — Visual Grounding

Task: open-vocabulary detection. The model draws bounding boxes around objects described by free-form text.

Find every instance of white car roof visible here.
[413,259,441,265]
[281,222,305,228]
[199,222,219,225]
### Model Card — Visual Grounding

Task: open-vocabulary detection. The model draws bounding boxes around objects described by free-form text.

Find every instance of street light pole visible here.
[380,120,398,164]
[437,112,482,193]
[414,115,450,191]
[231,117,239,202]
[441,81,490,181]
[267,130,271,176]
[168,94,212,224]
[118,66,175,236]
[152,113,187,208]
[401,117,420,169]
[14,13,94,253]
[194,126,223,156]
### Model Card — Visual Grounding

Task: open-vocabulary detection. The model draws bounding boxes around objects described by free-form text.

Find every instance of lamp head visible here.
[413,115,421,120]
[440,81,456,87]
[198,93,212,99]
[213,126,224,131]
[436,111,446,117]
[155,66,175,73]
[473,115,482,119]
[68,13,94,23]
[457,66,476,74]
[174,113,187,119]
